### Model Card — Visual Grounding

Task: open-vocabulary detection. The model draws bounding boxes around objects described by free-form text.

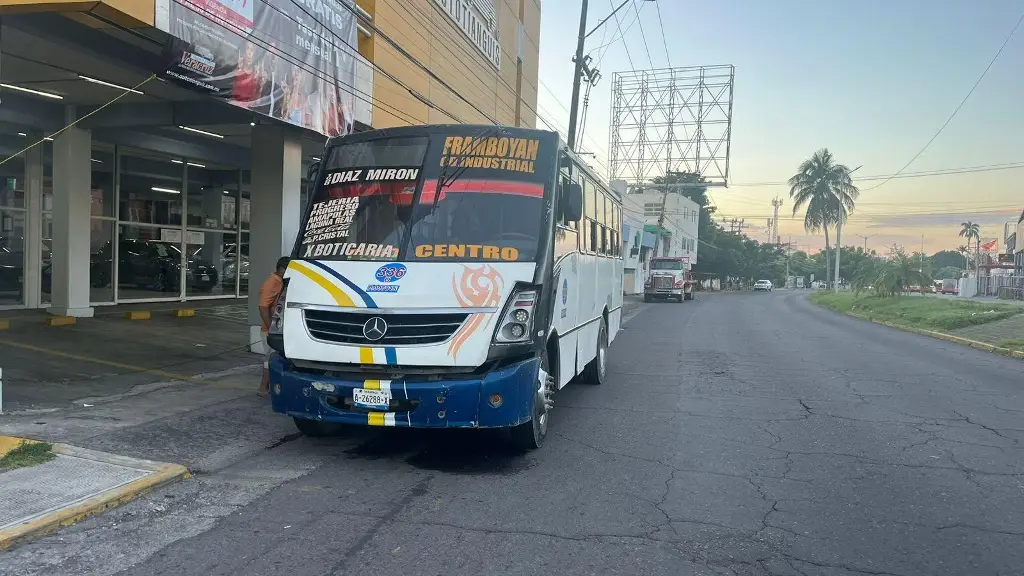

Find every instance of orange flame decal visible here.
[448,265,505,361]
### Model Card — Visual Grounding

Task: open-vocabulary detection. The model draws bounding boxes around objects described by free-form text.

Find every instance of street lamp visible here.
[567,0,655,151]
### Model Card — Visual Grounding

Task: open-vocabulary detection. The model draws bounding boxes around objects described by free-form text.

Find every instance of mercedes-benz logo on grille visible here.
[362,316,388,341]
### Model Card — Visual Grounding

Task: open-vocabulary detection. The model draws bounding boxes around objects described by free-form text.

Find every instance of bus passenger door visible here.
[552,226,579,389]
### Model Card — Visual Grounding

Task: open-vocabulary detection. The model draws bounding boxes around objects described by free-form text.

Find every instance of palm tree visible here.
[957,245,970,274]
[959,221,980,275]
[789,149,860,291]
[873,250,932,297]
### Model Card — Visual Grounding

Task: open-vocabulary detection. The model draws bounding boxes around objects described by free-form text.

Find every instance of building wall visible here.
[621,194,645,294]
[636,189,700,263]
[364,0,540,129]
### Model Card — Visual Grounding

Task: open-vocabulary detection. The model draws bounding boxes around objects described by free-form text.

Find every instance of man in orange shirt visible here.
[258,257,290,396]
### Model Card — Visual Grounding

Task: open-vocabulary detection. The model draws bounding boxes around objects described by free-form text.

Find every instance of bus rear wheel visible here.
[581,318,608,385]
[510,346,553,450]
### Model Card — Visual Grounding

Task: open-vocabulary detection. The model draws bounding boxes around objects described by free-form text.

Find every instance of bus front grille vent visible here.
[303,309,470,346]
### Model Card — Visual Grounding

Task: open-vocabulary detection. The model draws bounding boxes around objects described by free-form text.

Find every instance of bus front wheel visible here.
[510,345,553,450]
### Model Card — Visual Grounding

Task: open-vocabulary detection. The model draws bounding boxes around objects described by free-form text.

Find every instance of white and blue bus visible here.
[267,124,623,449]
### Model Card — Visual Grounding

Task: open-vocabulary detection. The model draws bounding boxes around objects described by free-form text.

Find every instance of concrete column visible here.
[50,111,94,317]
[247,125,302,351]
[23,132,44,308]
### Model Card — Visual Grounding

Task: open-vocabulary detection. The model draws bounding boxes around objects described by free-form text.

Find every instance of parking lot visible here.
[0,302,256,412]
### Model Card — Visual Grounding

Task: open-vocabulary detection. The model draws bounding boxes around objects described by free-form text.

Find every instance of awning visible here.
[644,224,671,237]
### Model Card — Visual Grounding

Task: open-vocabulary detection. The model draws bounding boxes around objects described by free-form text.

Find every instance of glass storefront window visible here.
[116,224,182,300]
[236,231,250,296]
[91,146,115,218]
[89,220,115,303]
[0,209,26,305]
[119,149,183,225]
[186,165,240,230]
[185,230,236,297]
[0,155,26,209]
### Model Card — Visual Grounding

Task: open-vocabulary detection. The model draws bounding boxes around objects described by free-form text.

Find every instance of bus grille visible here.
[303,309,470,346]
[653,276,673,289]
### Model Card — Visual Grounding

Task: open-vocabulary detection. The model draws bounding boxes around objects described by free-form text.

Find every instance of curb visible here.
[0,442,190,551]
[828,309,1024,361]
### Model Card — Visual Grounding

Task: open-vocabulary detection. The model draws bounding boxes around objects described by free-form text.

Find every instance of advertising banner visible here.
[157,0,359,137]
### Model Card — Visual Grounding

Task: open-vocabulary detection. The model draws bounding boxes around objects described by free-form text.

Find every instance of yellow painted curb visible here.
[839,310,1024,361]
[45,316,76,327]
[125,310,151,320]
[0,445,190,551]
[0,436,39,458]
[172,308,196,318]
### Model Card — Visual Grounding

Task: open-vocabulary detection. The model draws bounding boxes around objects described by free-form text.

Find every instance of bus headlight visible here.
[268,284,288,335]
[493,289,537,344]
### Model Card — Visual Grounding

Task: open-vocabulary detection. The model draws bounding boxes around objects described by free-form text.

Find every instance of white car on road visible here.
[754,279,773,292]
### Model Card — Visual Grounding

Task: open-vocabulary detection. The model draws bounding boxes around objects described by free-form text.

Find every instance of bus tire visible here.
[293,417,344,437]
[510,344,553,450]
[581,317,608,385]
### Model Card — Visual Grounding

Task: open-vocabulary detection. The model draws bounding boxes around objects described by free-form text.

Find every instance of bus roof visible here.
[327,124,560,148]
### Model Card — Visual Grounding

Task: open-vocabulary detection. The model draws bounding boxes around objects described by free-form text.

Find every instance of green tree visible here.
[872,250,932,297]
[788,149,859,290]
[935,265,961,280]
[930,249,965,271]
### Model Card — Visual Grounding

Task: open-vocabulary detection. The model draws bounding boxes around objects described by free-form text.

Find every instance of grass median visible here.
[0,441,55,472]
[809,292,1023,331]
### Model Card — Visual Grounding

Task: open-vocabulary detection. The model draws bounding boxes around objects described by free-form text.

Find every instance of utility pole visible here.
[567,0,646,150]
[566,0,589,152]
[856,233,876,251]
[785,235,792,288]
[920,234,925,273]
[770,197,783,245]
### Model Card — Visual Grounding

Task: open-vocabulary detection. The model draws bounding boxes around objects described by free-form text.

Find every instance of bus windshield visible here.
[299,131,552,262]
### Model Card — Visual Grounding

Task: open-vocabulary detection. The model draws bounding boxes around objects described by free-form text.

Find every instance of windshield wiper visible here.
[431,126,504,215]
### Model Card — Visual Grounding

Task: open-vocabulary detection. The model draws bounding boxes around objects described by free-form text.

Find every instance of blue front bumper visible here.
[269,354,541,429]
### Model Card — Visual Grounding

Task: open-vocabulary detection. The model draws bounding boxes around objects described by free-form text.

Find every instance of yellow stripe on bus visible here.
[368,412,386,426]
[289,261,376,364]
[363,379,381,390]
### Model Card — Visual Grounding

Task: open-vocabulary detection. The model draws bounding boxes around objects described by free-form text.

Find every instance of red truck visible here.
[644,257,694,302]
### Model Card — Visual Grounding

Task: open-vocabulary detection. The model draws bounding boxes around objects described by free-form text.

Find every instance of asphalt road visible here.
[5,292,1024,575]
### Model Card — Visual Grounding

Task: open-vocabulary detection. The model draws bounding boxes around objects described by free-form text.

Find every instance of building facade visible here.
[1016,210,1024,275]
[618,190,646,294]
[634,188,699,262]
[0,0,540,346]
[367,0,540,129]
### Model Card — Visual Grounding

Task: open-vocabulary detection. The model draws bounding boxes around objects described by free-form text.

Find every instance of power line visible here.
[382,1,611,174]
[607,0,637,71]
[860,10,1024,193]
[728,160,1024,188]
[632,1,655,69]
[654,0,671,68]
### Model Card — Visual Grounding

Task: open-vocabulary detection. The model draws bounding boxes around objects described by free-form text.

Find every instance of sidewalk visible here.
[0,365,291,550]
[0,438,187,550]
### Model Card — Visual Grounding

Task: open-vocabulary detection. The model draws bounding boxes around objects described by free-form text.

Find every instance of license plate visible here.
[353,388,391,410]
[200,274,209,281]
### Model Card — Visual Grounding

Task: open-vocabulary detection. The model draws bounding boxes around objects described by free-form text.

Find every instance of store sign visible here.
[154,0,359,137]
[432,0,501,70]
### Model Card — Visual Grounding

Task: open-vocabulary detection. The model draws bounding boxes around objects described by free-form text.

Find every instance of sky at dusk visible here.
[535,0,1024,255]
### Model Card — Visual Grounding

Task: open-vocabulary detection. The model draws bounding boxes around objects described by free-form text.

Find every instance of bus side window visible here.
[600,193,610,255]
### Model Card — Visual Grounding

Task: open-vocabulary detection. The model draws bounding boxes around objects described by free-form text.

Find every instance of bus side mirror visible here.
[563,182,583,222]
[307,160,321,183]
